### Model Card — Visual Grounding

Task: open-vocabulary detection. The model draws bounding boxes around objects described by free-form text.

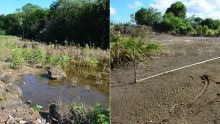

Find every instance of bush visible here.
[157,12,186,32]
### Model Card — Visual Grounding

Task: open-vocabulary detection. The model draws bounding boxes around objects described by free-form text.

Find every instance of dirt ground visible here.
[111,34,220,124]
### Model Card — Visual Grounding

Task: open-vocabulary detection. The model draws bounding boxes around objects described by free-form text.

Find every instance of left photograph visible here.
[0,0,109,123]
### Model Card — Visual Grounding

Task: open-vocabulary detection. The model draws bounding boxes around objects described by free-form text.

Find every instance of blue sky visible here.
[110,0,153,23]
[111,0,220,23]
[0,0,55,15]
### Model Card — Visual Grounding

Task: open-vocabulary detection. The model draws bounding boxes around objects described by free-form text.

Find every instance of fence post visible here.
[133,49,137,83]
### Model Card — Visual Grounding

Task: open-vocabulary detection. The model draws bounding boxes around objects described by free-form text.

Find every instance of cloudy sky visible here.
[110,0,220,23]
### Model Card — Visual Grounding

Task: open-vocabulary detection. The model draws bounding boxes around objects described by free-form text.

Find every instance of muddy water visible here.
[19,65,109,107]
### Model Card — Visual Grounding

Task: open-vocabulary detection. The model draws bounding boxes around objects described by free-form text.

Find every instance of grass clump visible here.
[10,47,25,69]
[58,53,71,67]
[70,103,109,124]
[111,35,162,67]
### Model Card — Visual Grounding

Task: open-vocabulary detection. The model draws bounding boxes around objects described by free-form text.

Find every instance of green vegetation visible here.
[0,0,109,49]
[133,7,162,26]
[132,1,220,37]
[70,103,109,124]
[0,36,109,70]
[31,104,43,112]
[165,1,186,18]
[10,47,25,69]
[111,34,162,67]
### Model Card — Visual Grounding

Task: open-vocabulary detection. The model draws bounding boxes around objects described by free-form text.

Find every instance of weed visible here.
[84,56,99,67]
[22,48,32,60]
[29,49,46,64]
[31,104,43,112]
[10,47,24,69]
[47,54,59,66]
[58,53,71,66]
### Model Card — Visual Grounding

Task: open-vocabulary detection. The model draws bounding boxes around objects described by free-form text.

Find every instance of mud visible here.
[111,34,220,124]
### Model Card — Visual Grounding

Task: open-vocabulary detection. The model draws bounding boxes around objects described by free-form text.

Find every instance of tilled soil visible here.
[111,34,220,124]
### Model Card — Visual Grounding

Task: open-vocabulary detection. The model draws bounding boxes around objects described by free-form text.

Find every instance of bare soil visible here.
[111,34,220,124]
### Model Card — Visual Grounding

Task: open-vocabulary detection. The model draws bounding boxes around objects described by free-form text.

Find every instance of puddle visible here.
[18,65,109,107]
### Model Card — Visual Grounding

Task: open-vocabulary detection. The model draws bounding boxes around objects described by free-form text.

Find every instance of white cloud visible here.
[128,0,143,9]
[110,6,117,16]
[150,0,220,19]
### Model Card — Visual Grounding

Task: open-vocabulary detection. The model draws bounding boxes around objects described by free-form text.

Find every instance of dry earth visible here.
[111,34,220,124]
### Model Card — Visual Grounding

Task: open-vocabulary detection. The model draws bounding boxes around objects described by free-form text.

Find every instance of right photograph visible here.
[110,0,220,124]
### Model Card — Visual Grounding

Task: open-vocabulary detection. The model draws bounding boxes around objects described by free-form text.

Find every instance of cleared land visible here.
[111,34,220,124]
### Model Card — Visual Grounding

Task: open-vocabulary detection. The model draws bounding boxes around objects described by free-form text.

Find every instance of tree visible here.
[165,1,186,18]
[0,0,109,49]
[201,18,220,30]
[134,7,162,26]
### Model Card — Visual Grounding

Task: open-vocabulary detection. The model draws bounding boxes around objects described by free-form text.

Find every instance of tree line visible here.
[133,1,220,36]
[0,0,109,49]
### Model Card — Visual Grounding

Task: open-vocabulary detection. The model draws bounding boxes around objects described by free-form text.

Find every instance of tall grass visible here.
[111,35,162,67]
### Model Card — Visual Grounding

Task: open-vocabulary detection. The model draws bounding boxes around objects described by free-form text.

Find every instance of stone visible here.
[46,68,66,80]
[5,85,22,97]
[1,75,14,84]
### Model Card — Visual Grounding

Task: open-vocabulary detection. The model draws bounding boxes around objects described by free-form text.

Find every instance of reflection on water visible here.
[19,65,109,107]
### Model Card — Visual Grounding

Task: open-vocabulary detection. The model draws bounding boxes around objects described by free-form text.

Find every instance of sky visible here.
[110,0,220,23]
[0,0,55,15]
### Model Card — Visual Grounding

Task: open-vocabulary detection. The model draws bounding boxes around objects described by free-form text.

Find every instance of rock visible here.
[1,75,14,84]
[46,68,66,80]
[49,104,62,123]
[5,85,22,97]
